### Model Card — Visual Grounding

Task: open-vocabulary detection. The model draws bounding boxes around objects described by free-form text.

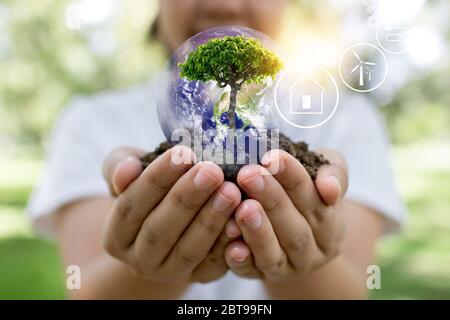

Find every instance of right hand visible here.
[101,145,242,284]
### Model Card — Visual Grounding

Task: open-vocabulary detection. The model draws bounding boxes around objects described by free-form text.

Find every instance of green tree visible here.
[179,36,283,129]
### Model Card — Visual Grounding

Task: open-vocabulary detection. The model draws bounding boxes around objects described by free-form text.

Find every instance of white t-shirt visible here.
[27,74,406,299]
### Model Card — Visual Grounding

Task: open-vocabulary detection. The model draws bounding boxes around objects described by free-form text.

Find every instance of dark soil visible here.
[140,132,329,183]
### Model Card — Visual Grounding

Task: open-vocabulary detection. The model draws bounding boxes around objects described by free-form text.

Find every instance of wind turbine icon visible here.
[350,51,376,87]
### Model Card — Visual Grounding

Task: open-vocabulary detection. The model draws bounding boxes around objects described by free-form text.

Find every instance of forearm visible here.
[264,256,367,300]
[68,253,190,299]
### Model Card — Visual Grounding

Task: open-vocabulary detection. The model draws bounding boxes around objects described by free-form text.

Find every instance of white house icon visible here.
[288,74,325,115]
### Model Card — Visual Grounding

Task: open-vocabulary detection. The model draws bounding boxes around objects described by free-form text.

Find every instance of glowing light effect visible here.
[279,30,341,70]
[406,26,445,67]
[65,0,118,30]
[375,0,425,25]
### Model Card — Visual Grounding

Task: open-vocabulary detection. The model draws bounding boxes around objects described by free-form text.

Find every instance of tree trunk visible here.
[228,85,238,129]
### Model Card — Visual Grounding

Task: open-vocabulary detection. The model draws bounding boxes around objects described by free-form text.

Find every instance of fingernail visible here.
[231,247,248,263]
[243,175,265,193]
[193,166,218,191]
[169,159,188,172]
[242,210,262,231]
[275,158,285,175]
[261,151,285,175]
[213,192,233,212]
[226,220,241,238]
[117,156,138,168]
[170,147,193,172]
[329,175,342,200]
[113,157,139,193]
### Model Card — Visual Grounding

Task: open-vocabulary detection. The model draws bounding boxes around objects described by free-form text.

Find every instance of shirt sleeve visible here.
[322,96,407,234]
[26,98,109,237]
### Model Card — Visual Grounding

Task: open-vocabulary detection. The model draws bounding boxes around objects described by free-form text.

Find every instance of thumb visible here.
[315,149,348,206]
[102,146,146,196]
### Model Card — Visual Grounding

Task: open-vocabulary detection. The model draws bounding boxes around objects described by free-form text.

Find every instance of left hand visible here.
[224,149,348,281]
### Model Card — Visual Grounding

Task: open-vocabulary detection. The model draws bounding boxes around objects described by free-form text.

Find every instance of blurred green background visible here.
[0,0,449,299]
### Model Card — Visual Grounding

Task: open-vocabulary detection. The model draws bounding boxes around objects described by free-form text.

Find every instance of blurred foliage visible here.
[0,0,165,145]
[381,65,450,144]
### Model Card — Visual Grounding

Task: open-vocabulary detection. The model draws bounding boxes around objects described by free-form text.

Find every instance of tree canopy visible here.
[179,35,283,89]
[179,35,283,128]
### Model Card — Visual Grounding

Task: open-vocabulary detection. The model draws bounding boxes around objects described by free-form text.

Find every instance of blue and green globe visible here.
[156,26,283,163]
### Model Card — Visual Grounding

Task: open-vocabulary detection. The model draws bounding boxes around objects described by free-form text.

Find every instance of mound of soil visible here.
[140,132,329,183]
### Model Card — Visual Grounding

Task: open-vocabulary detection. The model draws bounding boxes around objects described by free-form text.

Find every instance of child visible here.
[27,0,405,299]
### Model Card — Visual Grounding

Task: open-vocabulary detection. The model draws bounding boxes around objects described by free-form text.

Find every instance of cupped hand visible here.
[101,145,241,284]
[224,149,348,281]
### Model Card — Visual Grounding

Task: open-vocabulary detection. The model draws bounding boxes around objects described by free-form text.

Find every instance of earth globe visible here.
[156,26,284,174]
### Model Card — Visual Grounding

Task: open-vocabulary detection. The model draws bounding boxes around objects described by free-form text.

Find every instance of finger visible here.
[164,182,240,272]
[234,199,291,277]
[237,165,321,265]
[226,219,242,239]
[237,164,315,245]
[102,146,146,196]
[261,149,323,213]
[134,161,224,265]
[192,220,240,283]
[314,149,348,206]
[262,150,345,256]
[112,158,143,195]
[104,145,194,255]
[225,241,262,279]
